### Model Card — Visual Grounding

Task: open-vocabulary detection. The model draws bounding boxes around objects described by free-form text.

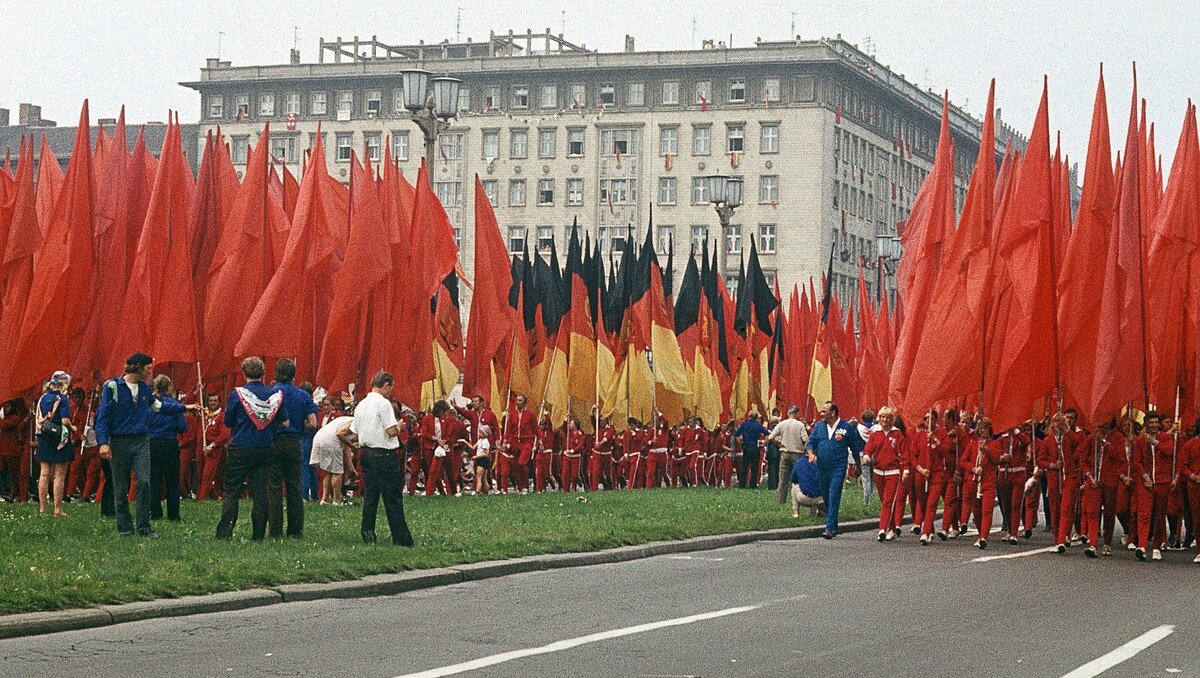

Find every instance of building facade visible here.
[182,30,1025,315]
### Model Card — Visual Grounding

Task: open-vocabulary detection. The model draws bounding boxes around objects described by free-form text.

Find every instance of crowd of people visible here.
[3,353,1198,563]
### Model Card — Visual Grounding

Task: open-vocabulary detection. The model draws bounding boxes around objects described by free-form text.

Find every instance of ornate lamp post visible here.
[703,174,743,274]
[874,232,903,306]
[400,69,462,175]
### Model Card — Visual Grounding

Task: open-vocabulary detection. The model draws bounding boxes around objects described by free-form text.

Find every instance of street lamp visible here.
[704,174,743,271]
[401,69,462,175]
[874,232,902,306]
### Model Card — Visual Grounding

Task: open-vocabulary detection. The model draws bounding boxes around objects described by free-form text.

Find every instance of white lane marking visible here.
[1061,625,1175,678]
[669,555,725,561]
[393,604,760,678]
[969,546,1058,563]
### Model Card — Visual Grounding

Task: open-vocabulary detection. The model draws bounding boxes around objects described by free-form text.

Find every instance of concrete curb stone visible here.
[450,555,546,581]
[0,609,112,640]
[103,589,283,624]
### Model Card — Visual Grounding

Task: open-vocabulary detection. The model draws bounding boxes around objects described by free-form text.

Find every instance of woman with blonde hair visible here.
[36,371,77,516]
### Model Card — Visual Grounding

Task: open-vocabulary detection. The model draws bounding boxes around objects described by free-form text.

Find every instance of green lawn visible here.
[0,486,876,615]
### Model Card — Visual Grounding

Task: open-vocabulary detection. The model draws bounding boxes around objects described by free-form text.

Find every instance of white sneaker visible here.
[1127,542,1137,551]
[1152,549,1162,561]
[948,528,960,539]
[1193,554,1200,563]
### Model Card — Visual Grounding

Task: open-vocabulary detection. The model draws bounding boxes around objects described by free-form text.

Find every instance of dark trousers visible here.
[765,444,781,490]
[99,458,114,516]
[149,437,182,521]
[739,449,762,489]
[110,434,152,535]
[361,447,414,546]
[216,445,271,541]
[268,435,305,538]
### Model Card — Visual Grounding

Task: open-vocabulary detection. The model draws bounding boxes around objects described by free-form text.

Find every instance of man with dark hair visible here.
[806,401,865,538]
[216,356,285,541]
[352,371,413,546]
[268,359,318,538]
[96,353,196,538]
[734,412,769,489]
[1133,411,1174,561]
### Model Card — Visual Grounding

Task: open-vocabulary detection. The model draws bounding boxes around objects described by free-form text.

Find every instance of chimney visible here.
[0,108,9,127]
[624,35,635,52]
[290,48,301,65]
[18,103,41,126]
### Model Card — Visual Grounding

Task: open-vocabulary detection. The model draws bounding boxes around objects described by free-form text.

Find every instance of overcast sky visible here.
[4,1,1197,175]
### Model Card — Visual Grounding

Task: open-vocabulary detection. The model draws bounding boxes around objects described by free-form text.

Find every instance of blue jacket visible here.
[734,419,770,451]
[95,378,185,445]
[273,381,318,437]
[225,380,283,448]
[146,395,188,440]
[805,419,865,468]
[790,454,820,497]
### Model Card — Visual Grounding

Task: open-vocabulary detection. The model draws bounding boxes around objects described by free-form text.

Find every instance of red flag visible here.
[188,130,239,338]
[236,126,344,381]
[34,135,62,233]
[889,92,956,415]
[1057,70,1115,417]
[112,115,200,370]
[986,79,1057,431]
[0,138,40,400]
[10,103,95,395]
[463,175,514,401]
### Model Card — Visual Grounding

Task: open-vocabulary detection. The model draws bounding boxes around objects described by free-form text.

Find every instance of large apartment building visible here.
[181,29,1025,313]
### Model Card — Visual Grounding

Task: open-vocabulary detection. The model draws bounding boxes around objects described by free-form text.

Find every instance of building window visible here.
[727,124,745,153]
[659,126,678,156]
[207,96,224,119]
[599,178,636,205]
[259,93,276,116]
[308,132,326,153]
[759,224,777,254]
[539,85,557,109]
[691,177,709,204]
[724,225,741,254]
[438,132,464,160]
[537,179,555,205]
[728,79,746,103]
[662,81,680,105]
[512,85,529,109]
[435,181,463,207]
[392,131,409,161]
[337,91,353,115]
[759,175,779,203]
[270,137,296,163]
[509,227,526,254]
[538,129,556,158]
[481,180,498,206]
[364,132,381,161]
[695,80,711,105]
[482,130,499,159]
[658,177,677,205]
[310,91,327,115]
[725,275,739,298]
[284,92,300,115]
[335,133,353,162]
[509,129,528,159]
[692,125,711,155]
[231,136,249,164]
[509,179,526,207]
[599,225,633,254]
[599,83,616,107]
[234,95,250,118]
[537,225,555,252]
[760,123,780,153]
[763,77,781,103]
[657,225,675,255]
[600,129,638,156]
[457,88,471,113]
[566,178,584,205]
[392,89,407,114]
[567,128,585,157]
[628,83,645,106]
[366,90,382,115]
[483,87,499,111]
[570,84,586,108]
[690,225,709,253]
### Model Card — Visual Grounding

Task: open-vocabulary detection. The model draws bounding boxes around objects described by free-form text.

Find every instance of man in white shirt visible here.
[767,405,809,505]
[351,371,413,546]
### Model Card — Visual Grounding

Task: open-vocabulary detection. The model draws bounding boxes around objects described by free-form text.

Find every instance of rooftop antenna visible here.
[791,12,796,38]
[456,7,462,41]
[293,25,299,50]
[862,35,874,56]
[217,31,225,59]
[692,17,696,48]
[561,10,566,36]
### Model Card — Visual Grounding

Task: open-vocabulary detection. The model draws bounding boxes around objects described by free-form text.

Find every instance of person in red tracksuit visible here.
[441,407,467,496]
[423,402,454,496]
[863,407,905,541]
[1037,414,1072,549]
[0,400,26,501]
[177,406,200,499]
[1162,416,1185,549]
[502,395,537,494]
[560,419,584,492]
[680,419,704,486]
[627,422,649,489]
[197,394,229,501]
[1132,411,1174,561]
[996,427,1034,545]
[644,416,670,489]
[413,408,440,495]
[614,424,631,489]
[900,414,933,536]
[967,418,1001,549]
[919,412,954,543]
[1057,411,1087,549]
[589,417,615,491]
[1177,419,1200,564]
[533,413,556,493]
[1078,419,1119,557]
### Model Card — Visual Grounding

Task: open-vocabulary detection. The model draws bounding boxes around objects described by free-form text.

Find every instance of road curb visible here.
[0,514,883,640]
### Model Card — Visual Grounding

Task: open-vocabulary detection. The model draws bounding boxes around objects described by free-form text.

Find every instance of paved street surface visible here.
[1,514,1196,678]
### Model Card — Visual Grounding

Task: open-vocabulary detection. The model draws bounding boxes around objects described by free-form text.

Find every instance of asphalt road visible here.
[1,513,1196,678]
